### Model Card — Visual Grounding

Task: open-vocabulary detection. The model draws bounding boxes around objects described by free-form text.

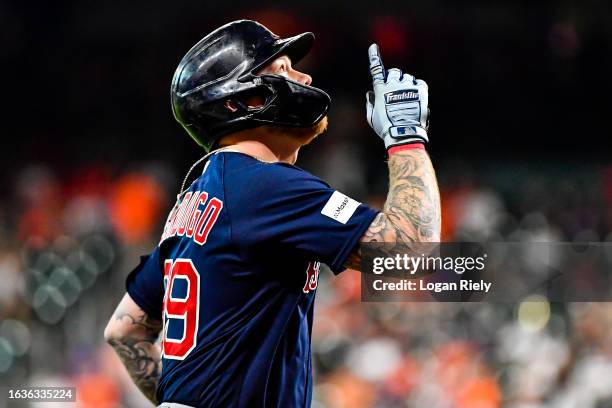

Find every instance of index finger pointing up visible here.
[368,43,386,85]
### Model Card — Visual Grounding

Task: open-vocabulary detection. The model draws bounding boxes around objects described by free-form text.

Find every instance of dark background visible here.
[3,0,611,176]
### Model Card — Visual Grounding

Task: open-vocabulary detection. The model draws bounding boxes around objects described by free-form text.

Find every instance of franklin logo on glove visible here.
[385,90,419,104]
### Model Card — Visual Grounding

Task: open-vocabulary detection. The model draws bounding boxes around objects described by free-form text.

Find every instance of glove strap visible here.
[389,126,429,142]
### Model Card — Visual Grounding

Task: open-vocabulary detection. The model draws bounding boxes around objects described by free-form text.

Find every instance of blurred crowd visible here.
[2,1,612,407]
[4,0,612,171]
[0,141,611,407]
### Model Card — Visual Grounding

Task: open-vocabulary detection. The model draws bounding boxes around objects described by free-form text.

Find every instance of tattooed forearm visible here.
[378,150,440,242]
[105,295,162,404]
[345,149,441,270]
[108,335,161,403]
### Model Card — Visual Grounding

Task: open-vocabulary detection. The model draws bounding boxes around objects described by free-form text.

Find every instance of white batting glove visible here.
[366,43,429,150]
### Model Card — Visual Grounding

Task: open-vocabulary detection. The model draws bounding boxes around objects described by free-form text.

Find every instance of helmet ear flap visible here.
[229,85,275,112]
[249,75,330,127]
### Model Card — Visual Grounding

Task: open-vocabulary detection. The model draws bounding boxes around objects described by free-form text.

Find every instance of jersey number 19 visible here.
[162,259,200,360]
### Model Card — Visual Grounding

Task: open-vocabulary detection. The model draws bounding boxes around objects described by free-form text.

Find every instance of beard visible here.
[218,116,329,150]
[262,116,329,146]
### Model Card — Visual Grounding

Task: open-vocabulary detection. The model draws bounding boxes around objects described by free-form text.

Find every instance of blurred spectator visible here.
[1,2,612,406]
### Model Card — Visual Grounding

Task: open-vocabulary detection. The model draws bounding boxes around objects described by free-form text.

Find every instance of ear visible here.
[224,100,239,112]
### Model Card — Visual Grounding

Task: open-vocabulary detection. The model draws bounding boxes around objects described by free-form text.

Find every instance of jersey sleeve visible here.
[226,160,379,273]
[125,246,164,319]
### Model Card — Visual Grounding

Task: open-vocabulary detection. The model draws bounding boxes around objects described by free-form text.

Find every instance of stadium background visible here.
[1,1,612,407]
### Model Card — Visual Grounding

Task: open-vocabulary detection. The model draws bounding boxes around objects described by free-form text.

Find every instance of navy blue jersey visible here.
[126,151,378,408]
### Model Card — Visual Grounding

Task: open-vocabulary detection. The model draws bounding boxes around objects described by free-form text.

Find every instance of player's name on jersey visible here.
[160,190,223,245]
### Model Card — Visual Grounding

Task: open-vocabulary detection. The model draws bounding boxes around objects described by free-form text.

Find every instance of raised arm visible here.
[104,293,162,404]
[364,148,440,243]
[345,44,441,270]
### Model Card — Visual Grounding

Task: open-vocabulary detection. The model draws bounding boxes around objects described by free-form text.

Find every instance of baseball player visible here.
[104,20,440,408]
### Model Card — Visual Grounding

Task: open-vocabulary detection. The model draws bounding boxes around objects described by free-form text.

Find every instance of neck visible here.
[222,133,301,165]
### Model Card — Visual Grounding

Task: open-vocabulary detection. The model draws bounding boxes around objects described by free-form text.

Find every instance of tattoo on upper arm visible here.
[108,306,162,404]
[344,150,441,271]
[114,307,162,333]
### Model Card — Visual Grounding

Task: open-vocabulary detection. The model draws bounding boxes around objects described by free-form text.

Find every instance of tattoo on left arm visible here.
[106,297,162,404]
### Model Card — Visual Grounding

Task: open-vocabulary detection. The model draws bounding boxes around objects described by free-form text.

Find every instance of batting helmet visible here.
[171,20,331,151]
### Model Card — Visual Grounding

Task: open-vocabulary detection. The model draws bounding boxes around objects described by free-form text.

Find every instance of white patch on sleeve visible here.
[321,191,361,224]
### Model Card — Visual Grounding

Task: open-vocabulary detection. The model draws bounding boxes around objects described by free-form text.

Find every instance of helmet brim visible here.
[248,32,315,77]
